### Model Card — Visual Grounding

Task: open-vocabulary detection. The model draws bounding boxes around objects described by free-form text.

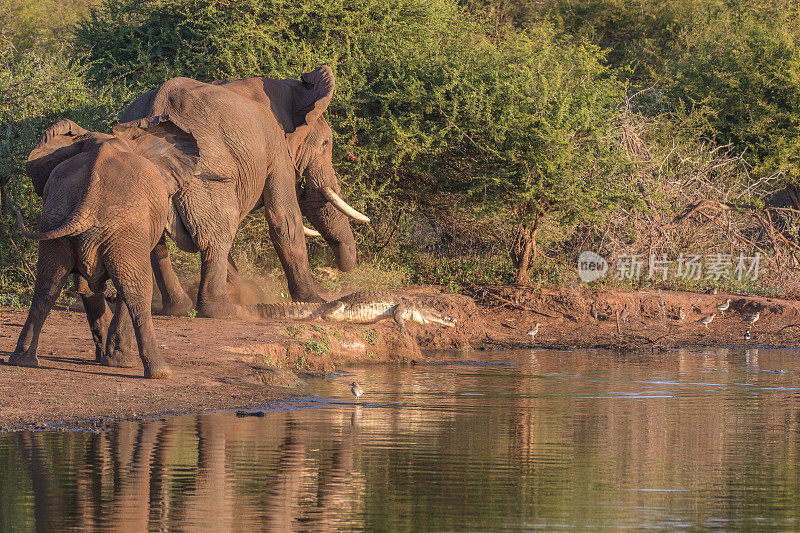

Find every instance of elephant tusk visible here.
[321,187,370,223]
[303,225,322,237]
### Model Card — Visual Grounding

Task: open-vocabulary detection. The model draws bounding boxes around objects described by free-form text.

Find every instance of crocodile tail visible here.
[250,302,318,320]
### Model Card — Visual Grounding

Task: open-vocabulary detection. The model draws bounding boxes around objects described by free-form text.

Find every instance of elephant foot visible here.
[100,350,139,368]
[158,294,194,317]
[94,346,104,363]
[294,293,325,304]
[8,351,39,368]
[144,363,172,379]
[197,297,238,319]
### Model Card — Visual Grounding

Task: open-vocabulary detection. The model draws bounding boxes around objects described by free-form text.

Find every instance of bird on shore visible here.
[351,382,363,401]
[527,323,540,343]
[698,314,715,328]
[677,307,687,322]
[744,329,751,342]
[745,311,761,325]
[589,301,599,322]
[716,298,731,316]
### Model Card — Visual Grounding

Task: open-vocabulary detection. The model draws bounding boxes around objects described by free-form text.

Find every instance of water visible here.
[2,347,800,531]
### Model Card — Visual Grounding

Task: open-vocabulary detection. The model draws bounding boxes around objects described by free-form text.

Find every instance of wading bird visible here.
[716,298,731,316]
[527,323,540,343]
[351,382,363,401]
[677,307,687,322]
[745,311,760,325]
[699,314,715,328]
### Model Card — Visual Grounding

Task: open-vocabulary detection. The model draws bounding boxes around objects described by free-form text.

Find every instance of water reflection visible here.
[3,348,800,530]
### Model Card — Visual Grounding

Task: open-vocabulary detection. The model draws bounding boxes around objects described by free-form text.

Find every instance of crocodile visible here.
[249,291,457,330]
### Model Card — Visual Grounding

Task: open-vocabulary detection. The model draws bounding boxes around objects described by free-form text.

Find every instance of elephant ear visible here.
[113,115,199,190]
[285,65,335,154]
[26,119,90,197]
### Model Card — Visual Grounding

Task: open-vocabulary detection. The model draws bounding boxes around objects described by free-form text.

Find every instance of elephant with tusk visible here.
[116,65,369,319]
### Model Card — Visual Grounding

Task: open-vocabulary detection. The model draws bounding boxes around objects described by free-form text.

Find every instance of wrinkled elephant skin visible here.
[119,66,367,318]
[7,119,187,378]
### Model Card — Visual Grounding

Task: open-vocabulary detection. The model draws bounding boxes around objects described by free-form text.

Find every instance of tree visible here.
[74,0,635,284]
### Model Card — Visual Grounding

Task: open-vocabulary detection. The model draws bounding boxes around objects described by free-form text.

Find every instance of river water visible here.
[2,347,800,531]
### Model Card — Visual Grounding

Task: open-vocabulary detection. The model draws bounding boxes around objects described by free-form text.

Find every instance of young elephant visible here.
[3,118,189,378]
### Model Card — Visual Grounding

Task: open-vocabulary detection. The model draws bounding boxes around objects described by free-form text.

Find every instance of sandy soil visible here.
[2,285,799,430]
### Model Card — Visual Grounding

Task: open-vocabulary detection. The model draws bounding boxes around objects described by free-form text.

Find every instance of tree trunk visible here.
[786,183,800,211]
[510,216,541,285]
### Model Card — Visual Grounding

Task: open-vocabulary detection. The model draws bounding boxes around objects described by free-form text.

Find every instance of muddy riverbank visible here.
[2,286,799,430]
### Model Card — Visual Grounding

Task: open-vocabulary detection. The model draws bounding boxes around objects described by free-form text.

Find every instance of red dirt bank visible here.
[2,286,799,430]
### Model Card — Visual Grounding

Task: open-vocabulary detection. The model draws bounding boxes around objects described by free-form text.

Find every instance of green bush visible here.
[662,2,800,185]
[3,0,789,297]
[76,0,635,284]
[0,42,124,296]
[0,0,103,51]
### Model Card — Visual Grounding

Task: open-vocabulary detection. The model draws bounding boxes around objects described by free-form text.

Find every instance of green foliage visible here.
[525,0,720,80]
[302,337,331,358]
[662,2,800,184]
[76,0,635,283]
[294,354,311,371]
[362,328,378,346]
[1,0,797,296]
[283,325,307,339]
[0,42,125,297]
[0,0,103,52]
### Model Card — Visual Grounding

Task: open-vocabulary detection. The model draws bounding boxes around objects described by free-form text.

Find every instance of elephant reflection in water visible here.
[17,432,66,532]
[15,412,361,531]
[262,418,357,531]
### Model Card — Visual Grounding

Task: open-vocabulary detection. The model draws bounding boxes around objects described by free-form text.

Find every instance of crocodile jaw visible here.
[401,306,457,327]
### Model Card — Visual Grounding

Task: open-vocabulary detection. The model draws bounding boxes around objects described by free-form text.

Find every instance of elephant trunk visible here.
[302,197,357,272]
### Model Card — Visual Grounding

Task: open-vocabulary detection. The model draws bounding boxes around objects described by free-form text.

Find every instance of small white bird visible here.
[716,298,731,316]
[527,323,540,342]
[698,314,715,328]
[677,307,687,322]
[351,382,363,401]
[744,329,751,342]
[745,311,760,325]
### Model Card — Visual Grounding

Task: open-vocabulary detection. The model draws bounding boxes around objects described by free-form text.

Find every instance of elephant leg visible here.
[151,235,192,316]
[106,251,171,379]
[74,274,110,363]
[264,158,322,303]
[9,240,74,368]
[226,252,243,293]
[196,244,239,318]
[102,299,139,368]
[172,181,238,318]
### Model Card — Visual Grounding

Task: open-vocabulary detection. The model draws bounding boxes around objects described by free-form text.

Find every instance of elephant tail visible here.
[2,184,93,241]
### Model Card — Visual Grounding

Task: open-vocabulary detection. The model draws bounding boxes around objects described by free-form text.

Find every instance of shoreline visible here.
[2,286,799,431]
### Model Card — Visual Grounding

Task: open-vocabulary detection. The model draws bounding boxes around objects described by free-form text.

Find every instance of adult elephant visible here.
[117,65,369,318]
